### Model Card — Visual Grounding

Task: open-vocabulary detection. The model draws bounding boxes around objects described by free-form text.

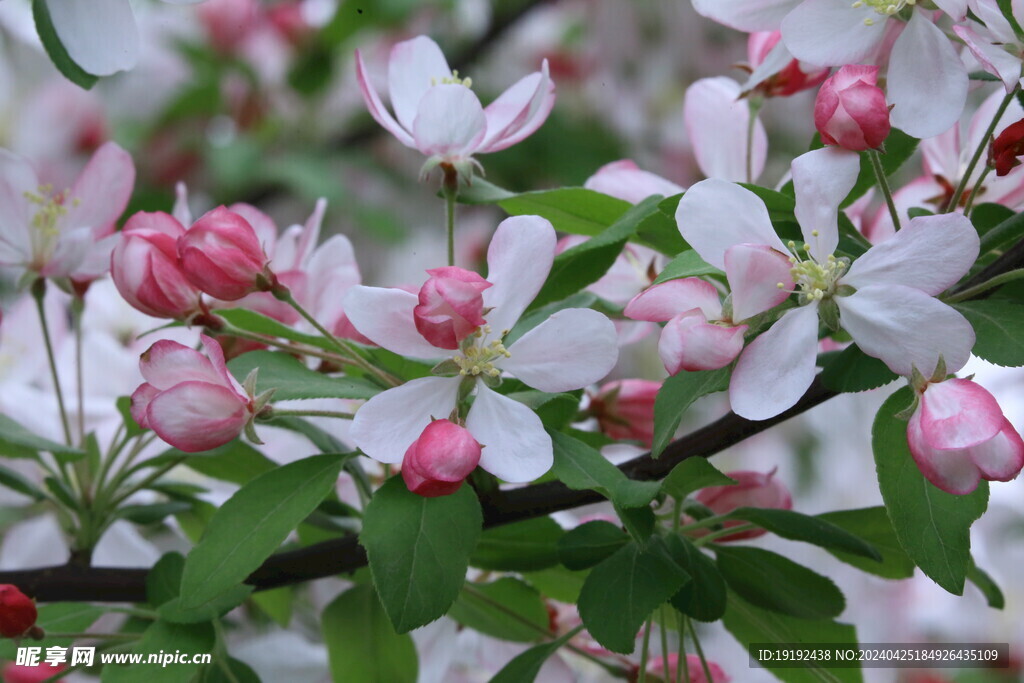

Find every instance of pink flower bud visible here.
[646,654,731,683]
[3,663,66,683]
[401,419,482,497]
[590,379,661,446]
[413,266,492,349]
[814,65,891,151]
[111,212,203,320]
[908,378,1024,495]
[131,335,253,453]
[0,585,36,638]
[694,469,793,542]
[178,207,275,301]
[747,31,829,98]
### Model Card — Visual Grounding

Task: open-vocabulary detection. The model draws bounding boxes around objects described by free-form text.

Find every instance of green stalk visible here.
[32,279,72,445]
[867,149,900,232]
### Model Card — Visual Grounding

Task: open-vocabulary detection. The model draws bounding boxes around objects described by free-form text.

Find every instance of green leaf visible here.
[159,584,254,624]
[549,430,661,508]
[217,308,337,352]
[652,368,730,457]
[489,627,580,683]
[179,454,345,609]
[725,507,882,561]
[183,440,278,486]
[661,458,736,501]
[227,350,379,400]
[521,566,589,603]
[953,300,1024,367]
[652,250,722,284]
[102,621,215,683]
[723,592,863,683]
[978,207,1024,255]
[116,501,193,525]
[33,0,99,89]
[967,561,1005,609]
[196,658,261,683]
[360,476,483,633]
[714,546,845,619]
[0,413,85,460]
[148,552,186,608]
[970,203,1015,238]
[634,194,688,256]
[819,345,898,392]
[816,507,915,579]
[497,188,632,236]
[872,388,989,594]
[528,196,661,310]
[322,584,418,683]
[843,128,919,207]
[577,537,690,654]
[663,534,727,622]
[471,517,564,572]
[116,396,145,437]
[449,578,550,642]
[506,391,581,431]
[557,520,630,570]
[0,462,46,500]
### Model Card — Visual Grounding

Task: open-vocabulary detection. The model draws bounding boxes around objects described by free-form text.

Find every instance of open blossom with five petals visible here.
[677,147,978,420]
[130,335,254,452]
[908,377,1024,494]
[343,216,619,482]
[355,35,555,180]
[0,142,134,283]
[693,0,969,139]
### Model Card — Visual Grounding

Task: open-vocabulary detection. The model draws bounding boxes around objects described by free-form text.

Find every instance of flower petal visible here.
[478,62,556,153]
[729,304,820,420]
[482,216,556,335]
[139,339,225,390]
[675,178,787,270]
[355,49,415,147]
[970,420,1024,481]
[684,77,768,182]
[843,213,979,295]
[146,381,249,453]
[624,278,723,322]
[791,147,860,260]
[781,0,887,65]
[919,378,1004,450]
[0,150,38,267]
[953,25,1022,93]
[45,0,140,76]
[584,160,684,204]
[692,0,801,31]
[65,142,135,230]
[907,408,984,494]
[467,385,553,482]
[342,285,444,359]
[725,243,794,321]
[388,36,454,134]
[412,85,487,157]
[837,285,974,376]
[500,308,618,392]
[887,11,968,139]
[659,311,747,373]
[350,376,461,465]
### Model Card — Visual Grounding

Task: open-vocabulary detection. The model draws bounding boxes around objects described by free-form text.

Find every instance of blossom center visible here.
[783,239,847,303]
[852,0,915,24]
[24,185,69,240]
[431,70,473,88]
[452,325,510,378]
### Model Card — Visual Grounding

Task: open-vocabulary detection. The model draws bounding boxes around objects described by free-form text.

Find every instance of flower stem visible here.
[692,522,758,546]
[217,322,358,366]
[944,267,1024,303]
[963,165,993,216]
[443,175,458,267]
[262,409,355,420]
[746,97,763,185]
[676,610,687,683]
[32,279,72,445]
[686,616,716,683]
[71,296,86,441]
[946,84,1020,213]
[658,606,670,674]
[868,149,900,232]
[638,617,653,683]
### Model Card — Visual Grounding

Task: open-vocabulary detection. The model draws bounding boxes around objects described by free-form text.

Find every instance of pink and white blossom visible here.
[954,0,1024,93]
[343,216,619,483]
[131,335,253,452]
[907,377,1024,494]
[0,142,134,282]
[356,35,555,180]
[677,147,978,420]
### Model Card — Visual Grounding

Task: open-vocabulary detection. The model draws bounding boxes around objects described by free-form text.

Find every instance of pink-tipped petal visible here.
[729,304,820,420]
[970,420,1024,481]
[918,378,1004,450]
[139,339,224,390]
[342,285,444,359]
[624,278,722,323]
[129,383,160,429]
[388,36,454,133]
[355,49,415,147]
[65,142,135,230]
[467,385,553,483]
[907,408,984,495]
[482,216,557,335]
[478,63,556,153]
[953,25,1022,93]
[584,160,684,204]
[146,381,249,452]
[659,311,747,374]
[791,147,861,260]
[724,244,794,321]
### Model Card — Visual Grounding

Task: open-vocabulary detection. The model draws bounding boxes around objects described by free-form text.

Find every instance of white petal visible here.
[953,25,1023,93]
[388,36,453,134]
[791,147,860,261]
[46,0,140,76]
[624,278,723,322]
[781,0,887,66]
[349,376,461,465]
[482,215,556,335]
[500,309,619,392]
[684,77,768,183]
[355,49,415,147]
[65,142,135,230]
[0,150,37,267]
[844,213,978,295]
[412,85,487,158]
[730,304,821,420]
[692,0,801,31]
[888,11,968,138]
[724,244,794,321]
[584,160,684,204]
[342,285,443,359]
[932,0,968,20]
[467,385,553,482]
[675,178,787,269]
[478,63,556,153]
[837,285,974,376]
